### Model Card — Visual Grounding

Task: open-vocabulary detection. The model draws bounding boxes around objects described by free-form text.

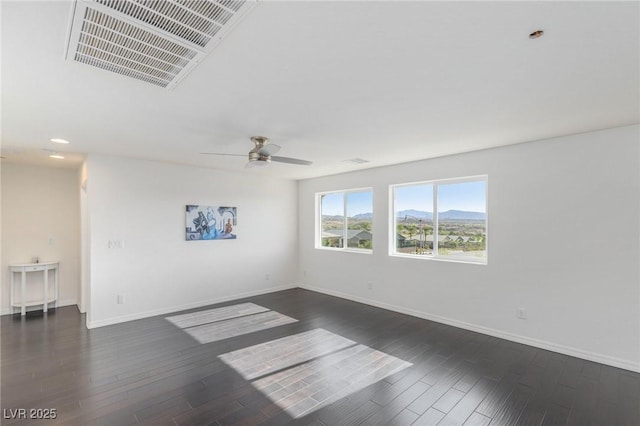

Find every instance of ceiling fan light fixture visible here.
[49,154,65,159]
[246,157,270,168]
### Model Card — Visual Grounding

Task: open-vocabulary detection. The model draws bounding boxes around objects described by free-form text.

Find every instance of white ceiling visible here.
[2,0,638,180]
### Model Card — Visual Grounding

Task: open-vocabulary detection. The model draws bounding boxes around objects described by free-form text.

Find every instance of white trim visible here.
[298,284,640,373]
[0,299,78,316]
[316,186,373,196]
[316,247,373,255]
[316,188,374,252]
[389,252,487,265]
[392,174,489,189]
[390,175,488,265]
[86,284,296,329]
[433,181,439,256]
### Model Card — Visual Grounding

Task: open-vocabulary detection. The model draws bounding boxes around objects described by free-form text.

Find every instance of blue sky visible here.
[437,181,486,212]
[395,185,433,213]
[322,181,486,216]
[396,181,486,212]
[321,191,372,216]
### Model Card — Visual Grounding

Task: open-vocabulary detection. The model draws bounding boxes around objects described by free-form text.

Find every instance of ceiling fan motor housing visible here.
[249,152,271,163]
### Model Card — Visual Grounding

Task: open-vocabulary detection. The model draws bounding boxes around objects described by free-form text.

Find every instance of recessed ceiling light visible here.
[529,30,544,39]
[50,138,70,144]
[49,154,65,159]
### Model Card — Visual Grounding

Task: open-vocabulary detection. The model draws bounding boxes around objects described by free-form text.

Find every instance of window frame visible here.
[315,187,374,254]
[389,175,488,264]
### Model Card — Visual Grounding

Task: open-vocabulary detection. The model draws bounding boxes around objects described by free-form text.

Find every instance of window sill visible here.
[315,247,373,255]
[390,253,487,265]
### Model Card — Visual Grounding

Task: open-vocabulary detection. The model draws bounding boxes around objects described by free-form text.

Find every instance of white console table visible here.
[10,261,59,316]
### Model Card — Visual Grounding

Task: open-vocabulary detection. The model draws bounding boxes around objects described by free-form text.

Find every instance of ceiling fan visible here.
[201,136,312,167]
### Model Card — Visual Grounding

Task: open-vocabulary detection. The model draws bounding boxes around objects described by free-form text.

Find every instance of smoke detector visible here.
[65,0,257,89]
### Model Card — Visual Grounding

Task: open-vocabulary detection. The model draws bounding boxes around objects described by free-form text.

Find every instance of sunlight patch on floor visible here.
[219,328,412,418]
[166,303,297,344]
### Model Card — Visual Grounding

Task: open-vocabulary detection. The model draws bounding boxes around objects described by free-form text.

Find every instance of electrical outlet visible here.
[517,307,526,319]
[117,294,126,304]
[265,273,270,281]
[108,240,125,249]
[367,281,373,290]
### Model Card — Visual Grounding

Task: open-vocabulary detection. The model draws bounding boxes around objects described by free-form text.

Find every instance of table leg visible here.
[11,271,15,315]
[54,266,58,309]
[21,270,26,316]
[44,268,48,313]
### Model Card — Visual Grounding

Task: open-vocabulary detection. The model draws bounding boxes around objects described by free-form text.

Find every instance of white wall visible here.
[298,125,640,372]
[1,163,80,314]
[85,155,298,328]
[79,162,89,314]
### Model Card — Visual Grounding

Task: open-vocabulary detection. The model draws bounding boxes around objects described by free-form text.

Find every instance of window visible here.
[391,176,487,263]
[317,189,373,252]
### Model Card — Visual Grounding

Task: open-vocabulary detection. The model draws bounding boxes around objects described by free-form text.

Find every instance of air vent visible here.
[65,0,257,89]
[74,8,197,87]
[344,158,370,164]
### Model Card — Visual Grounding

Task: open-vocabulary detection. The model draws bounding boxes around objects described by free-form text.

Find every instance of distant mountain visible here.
[397,209,432,220]
[352,212,373,220]
[397,209,485,221]
[324,209,485,221]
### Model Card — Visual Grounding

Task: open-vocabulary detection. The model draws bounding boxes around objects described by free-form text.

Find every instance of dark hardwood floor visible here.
[1,288,639,425]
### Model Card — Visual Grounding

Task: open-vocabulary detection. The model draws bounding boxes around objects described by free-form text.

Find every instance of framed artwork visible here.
[186,205,237,241]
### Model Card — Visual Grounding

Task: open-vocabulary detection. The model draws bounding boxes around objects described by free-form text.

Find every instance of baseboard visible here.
[86,284,297,329]
[299,284,640,373]
[0,299,78,316]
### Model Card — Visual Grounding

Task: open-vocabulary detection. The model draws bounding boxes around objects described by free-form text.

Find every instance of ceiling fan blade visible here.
[200,152,246,157]
[271,156,313,166]
[258,143,281,156]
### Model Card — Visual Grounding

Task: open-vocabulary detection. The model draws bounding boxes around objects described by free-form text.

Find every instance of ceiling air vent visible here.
[65,0,257,89]
[344,158,370,164]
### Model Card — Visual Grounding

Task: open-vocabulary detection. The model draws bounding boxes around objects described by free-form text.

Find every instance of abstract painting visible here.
[185,205,237,240]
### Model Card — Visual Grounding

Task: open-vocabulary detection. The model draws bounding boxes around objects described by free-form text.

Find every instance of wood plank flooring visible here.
[1,288,639,425]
